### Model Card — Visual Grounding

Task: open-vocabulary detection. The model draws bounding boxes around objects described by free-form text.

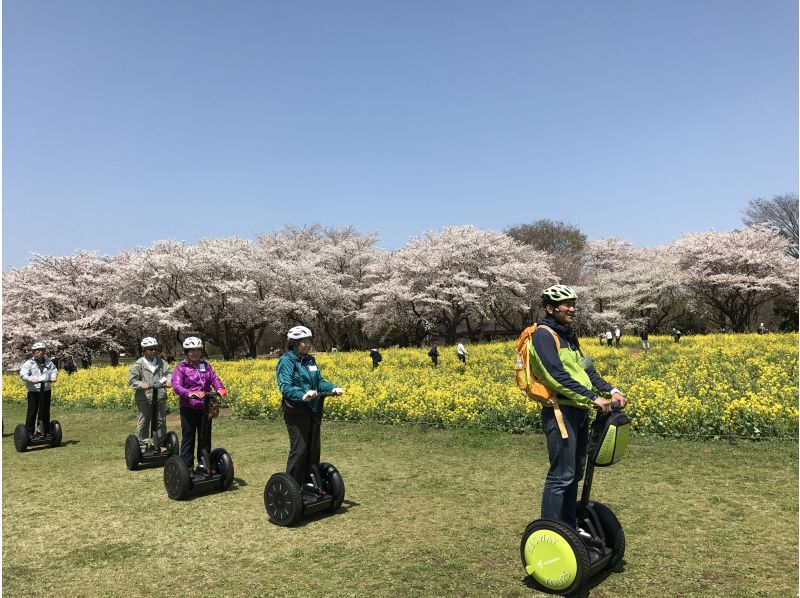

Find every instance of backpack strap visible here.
[530,325,568,440]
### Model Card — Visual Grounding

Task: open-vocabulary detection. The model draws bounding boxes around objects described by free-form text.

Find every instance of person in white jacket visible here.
[456,342,469,364]
[19,342,58,437]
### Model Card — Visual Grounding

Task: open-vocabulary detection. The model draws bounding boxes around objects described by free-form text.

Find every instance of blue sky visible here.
[3,0,797,268]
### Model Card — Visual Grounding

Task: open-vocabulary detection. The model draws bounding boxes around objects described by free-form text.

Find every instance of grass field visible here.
[2,403,798,597]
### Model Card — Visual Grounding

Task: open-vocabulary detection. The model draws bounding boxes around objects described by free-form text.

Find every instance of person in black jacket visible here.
[370,348,383,369]
[428,344,439,367]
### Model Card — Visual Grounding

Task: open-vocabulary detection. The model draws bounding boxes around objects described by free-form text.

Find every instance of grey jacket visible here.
[20,358,59,392]
[128,356,173,403]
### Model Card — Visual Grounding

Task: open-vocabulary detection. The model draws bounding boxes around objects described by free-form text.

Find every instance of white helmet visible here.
[141,337,159,348]
[182,336,203,349]
[31,342,47,351]
[287,326,312,340]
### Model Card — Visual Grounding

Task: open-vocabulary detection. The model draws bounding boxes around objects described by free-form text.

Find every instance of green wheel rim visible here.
[523,528,578,590]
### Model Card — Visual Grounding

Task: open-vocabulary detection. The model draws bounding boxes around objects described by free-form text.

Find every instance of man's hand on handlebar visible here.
[332,387,343,396]
[188,391,205,399]
[593,397,613,414]
[610,391,628,409]
[302,390,318,402]
[218,388,228,398]
[140,383,150,390]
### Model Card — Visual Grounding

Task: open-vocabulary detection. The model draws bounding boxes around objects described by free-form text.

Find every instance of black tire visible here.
[125,435,141,470]
[164,455,192,500]
[319,462,345,513]
[48,421,62,448]
[520,519,590,596]
[210,448,234,490]
[13,424,29,453]
[264,473,303,526]
[165,431,179,457]
[588,501,626,569]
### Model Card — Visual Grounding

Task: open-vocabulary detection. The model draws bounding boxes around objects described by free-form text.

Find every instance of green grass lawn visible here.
[2,403,797,597]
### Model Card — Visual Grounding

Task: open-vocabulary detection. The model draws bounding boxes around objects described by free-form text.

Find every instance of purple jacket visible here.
[171,359,225,410]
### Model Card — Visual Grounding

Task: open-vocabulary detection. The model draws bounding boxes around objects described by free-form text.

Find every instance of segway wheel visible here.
[13,424,29,453]
[588,501,626,569]
[48,421,62,448]
[125,435,141,470]
[165,431,179,457]
[520,519,590,596]
[264,473,303,526]
[319,462,345,513]
[210,448,234,490]
[164,455,192,500]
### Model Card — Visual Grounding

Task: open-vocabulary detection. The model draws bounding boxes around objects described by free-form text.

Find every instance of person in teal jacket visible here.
[530,285,628,539]
[276,326,343,486]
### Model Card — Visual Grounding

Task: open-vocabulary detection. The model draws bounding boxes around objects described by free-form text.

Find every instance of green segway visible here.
[520,402,631,595]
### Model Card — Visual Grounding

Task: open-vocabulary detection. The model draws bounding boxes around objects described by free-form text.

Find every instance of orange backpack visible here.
[515,323,569,439]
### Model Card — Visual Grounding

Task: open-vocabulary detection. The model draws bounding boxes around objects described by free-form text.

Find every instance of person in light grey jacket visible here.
[19,342,59,437]
[128,337,172,448]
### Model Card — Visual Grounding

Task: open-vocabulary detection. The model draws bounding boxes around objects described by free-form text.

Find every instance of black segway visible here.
[125,381,179,470]
[520,402,631,596]
[14,381,62,452]
[163,391,234,500]
[264,392,345,526]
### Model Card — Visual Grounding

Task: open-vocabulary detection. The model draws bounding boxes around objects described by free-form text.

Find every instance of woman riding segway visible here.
[170,337,228,473]
[15,342,62,451]
[263,326,345,525]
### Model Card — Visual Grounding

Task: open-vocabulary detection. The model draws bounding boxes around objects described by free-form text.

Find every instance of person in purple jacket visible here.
[171,336,228,472]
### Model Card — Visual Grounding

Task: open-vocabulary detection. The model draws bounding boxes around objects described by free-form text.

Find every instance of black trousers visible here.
[179,405,210,467]
[284,411,322,486]
[457,354,466,364]
[26,390,51,434]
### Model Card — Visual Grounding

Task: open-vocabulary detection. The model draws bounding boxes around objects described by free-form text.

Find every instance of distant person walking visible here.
[639,328,650,351]
[63,354,77,375]
[428,344,439,367]
[758,323,766,335]
[370,348,383,369]
[614,326,621,348]
[672,328,682,343]
[456,342,468,364]
[605,330,613,346]
[598,332,605,346]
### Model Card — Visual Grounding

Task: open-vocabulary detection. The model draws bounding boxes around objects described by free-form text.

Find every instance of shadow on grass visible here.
[520,559,626,597]
[292,498,361,528]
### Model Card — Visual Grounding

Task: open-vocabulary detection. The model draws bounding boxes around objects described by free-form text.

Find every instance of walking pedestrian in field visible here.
[605,330,613,346]
[672,328,682,343]
[128,337,172,450]
[456,341,468,365]
[529,285,627,537]
[171,337,228,471]
[758,323,766,335]
[370,347,383,369]
[277,326,343,486]
[639,328,650,351]
[428,343,439,367]
[614,326,621,348]
[19,342,58,438]
[598,332,605,346]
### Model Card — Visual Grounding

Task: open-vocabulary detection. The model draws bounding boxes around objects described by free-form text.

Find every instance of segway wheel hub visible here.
[523,528,578,591]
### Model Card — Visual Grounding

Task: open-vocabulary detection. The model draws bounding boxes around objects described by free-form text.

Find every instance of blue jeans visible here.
[541,405,589,529]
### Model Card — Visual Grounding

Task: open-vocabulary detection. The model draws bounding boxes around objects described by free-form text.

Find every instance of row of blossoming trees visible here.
[2,224,797,366]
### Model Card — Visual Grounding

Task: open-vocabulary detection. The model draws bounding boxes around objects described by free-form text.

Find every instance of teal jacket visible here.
[276,350,336,413]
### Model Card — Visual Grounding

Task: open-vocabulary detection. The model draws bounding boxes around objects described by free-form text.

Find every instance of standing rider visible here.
[19,342,58,438]
[171,337,227,472]
[128,337,172,451]
[276,326,343,487]
[529,285,628,538]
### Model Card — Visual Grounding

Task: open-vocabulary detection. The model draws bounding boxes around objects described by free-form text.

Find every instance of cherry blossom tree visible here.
[672,225,798,332]
[359,225,554,344]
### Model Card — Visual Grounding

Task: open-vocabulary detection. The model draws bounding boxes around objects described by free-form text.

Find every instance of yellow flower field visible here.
[2,334,797,438]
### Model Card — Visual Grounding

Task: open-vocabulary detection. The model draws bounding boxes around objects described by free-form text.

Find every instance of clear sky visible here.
[3,0,797,268]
